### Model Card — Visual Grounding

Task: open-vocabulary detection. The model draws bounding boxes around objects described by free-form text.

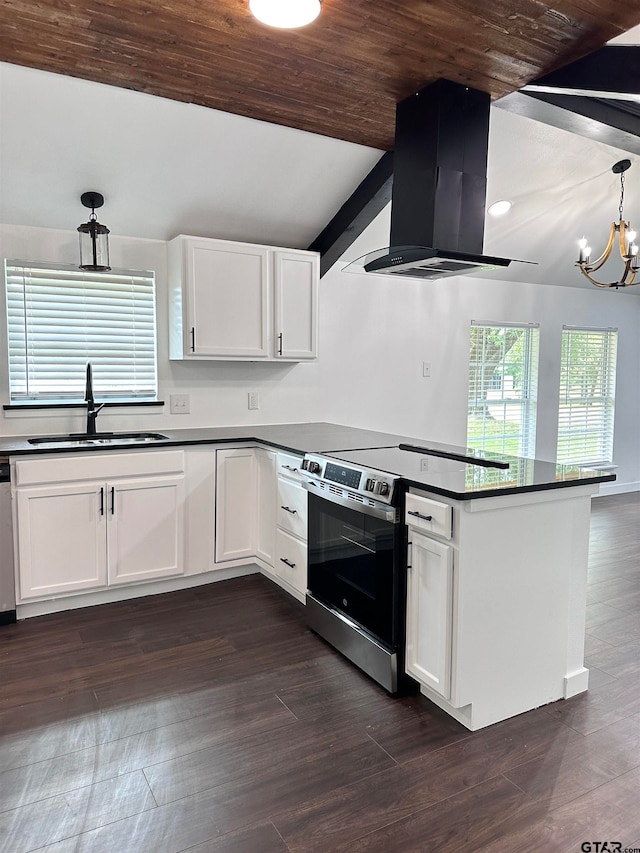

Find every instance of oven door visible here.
[307,489,401,648]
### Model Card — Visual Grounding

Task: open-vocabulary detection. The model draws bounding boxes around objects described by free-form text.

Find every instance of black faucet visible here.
[85,363,104,435]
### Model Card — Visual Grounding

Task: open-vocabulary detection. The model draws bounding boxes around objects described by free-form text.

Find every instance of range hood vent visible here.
[355,245,511,280]
[347,79,516,281]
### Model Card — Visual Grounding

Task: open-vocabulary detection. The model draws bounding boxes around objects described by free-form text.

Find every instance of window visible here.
[467,322,539,457]
[5,261,157,404]
[557,326,617,466]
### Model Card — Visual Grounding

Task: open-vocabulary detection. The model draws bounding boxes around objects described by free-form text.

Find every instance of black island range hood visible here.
[348,79,517,281]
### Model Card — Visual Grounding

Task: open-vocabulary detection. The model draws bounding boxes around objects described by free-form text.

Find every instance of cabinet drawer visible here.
[405,493,452,540]
[277,477,307,539]
[15,450,185,487]
[275,529,307,596]
[276,451,304,482]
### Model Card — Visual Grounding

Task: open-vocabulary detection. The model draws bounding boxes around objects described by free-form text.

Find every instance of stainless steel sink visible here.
[28,432,169,447]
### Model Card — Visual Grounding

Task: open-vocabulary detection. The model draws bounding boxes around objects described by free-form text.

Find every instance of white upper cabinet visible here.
[273,250,318,360]
[169,236,319,361]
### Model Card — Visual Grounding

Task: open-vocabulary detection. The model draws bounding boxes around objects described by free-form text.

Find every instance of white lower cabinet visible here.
[214,445,277,568]
[255,447,276,567]
[275,528,307,596]
[14,451,186,602]
[107,476,184,585]
[274,451,308,600]
[215,447,257,563]
[405,529,454,699]
[214,446,307,601]
[16,481,107,599]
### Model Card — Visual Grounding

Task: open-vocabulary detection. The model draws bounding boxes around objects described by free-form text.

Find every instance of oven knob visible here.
[365,478,376,492]
[376,481,390,496]
[308,461,321,475]
[301,459,309,470]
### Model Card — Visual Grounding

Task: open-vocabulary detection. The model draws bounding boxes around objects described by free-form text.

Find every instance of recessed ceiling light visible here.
[487,200,512,217]
[249,0,321,28]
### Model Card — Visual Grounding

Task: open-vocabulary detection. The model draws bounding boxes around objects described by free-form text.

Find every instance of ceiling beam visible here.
[494,91,640,156]
[496,44,640,155]
[522,46,640,99]
[308,152,393,277]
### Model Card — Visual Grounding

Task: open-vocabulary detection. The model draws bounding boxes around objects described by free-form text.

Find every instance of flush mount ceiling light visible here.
[78,191,110,272]
[576,159,639,288]
[487,200,512,217]
[249,0,321,28]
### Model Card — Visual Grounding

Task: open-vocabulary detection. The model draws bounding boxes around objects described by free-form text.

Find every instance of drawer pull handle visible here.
[282,465,298,472]
[280,557,296,569]
[408,510,433,522]
[281,505,298,515]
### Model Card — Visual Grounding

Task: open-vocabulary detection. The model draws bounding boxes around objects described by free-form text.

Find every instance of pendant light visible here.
[78,191,111,272]
[249,0,321,28]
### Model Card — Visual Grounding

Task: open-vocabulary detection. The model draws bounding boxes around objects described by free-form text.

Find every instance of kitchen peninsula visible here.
[1,422,614,730]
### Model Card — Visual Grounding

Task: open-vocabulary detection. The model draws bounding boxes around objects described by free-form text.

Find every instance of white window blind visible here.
[557,326,617,466]
[467,322,539,457]
[5,261,158,403]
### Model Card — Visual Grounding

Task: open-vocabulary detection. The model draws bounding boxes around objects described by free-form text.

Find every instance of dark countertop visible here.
[0,421,615,500]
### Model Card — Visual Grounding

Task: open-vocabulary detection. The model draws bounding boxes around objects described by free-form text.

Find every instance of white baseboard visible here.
[16,564,259,619]
[564,667,590,698]
[596,481,640,496]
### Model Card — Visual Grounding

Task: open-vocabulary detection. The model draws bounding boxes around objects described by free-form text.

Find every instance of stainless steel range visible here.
[301,451,411,694]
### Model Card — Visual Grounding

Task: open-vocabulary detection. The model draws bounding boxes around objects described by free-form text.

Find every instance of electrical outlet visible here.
[248,391,260,410]
[420,458,429,472]
[170,394,190,414]
[422,361,431,378]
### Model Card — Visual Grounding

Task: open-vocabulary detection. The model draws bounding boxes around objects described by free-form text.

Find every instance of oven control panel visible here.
[323,462,362,489]
[302,454,397,504]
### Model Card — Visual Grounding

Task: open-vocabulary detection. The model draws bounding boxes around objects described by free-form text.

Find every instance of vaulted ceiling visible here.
[2,0,640,150]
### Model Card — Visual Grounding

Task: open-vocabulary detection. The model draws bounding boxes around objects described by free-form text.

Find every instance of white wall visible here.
[1,221,638,493]
[321,261,640,493]
[0,224,325,435]
[0,63,638,493]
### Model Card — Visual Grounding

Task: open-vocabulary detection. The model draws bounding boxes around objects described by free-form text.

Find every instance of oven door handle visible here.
[302,480,398,523]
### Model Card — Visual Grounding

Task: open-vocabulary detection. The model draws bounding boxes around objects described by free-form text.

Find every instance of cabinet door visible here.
[273,250,318,359]
[16,482,107,600]
[187,240,270,358]
[215,448,257,562]
[107,475,185,585]
[255,447,276,567]
[405,530,454,699]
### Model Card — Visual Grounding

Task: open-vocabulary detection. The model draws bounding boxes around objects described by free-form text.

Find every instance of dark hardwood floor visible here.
[0,493,638,853]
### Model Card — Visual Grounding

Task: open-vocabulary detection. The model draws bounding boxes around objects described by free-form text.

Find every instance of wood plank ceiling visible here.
[1,1,640,150]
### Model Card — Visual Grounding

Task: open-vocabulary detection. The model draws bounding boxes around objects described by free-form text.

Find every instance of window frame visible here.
[557,325,618,467]
[466,321,540,458]
[5,260,159,406]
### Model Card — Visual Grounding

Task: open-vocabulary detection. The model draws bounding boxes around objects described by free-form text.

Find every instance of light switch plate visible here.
[422,361,431,378]
[170,394,190,414]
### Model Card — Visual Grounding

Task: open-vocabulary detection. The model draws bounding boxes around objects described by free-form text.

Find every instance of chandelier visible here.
[576,159,639,288]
